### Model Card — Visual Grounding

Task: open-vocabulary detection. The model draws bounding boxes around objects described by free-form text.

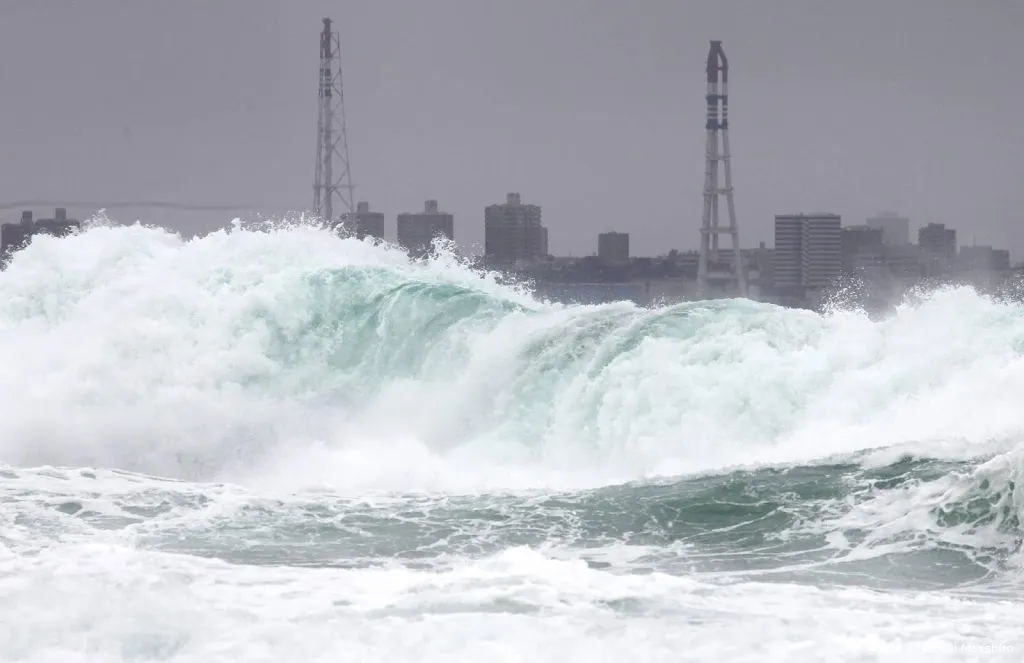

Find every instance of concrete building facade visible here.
[918,223,956,258]
[841,225,884,273]
[866,212,911,246]
[1,208,80,267]
[960,245,1011,272]
[597,231,629,265]
[800,215,843,289]
[337,201,385,240]
[397,199,455,259]
[773,214,842,291]
[484,192,548,265]
[772,215,804,289]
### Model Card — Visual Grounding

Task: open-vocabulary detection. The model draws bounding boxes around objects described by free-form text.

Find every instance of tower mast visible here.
[697,40,747,298]
[313,17,355,224]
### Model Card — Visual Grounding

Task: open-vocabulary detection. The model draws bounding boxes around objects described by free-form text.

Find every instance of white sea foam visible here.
[3,219,1024,662]
[1,221,1023,492]
[0,541,1021,663]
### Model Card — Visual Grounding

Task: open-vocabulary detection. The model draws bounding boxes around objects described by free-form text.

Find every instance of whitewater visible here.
[2,218,1024,662]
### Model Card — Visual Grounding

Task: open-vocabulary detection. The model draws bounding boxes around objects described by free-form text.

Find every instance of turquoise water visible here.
[1,219,1023,661]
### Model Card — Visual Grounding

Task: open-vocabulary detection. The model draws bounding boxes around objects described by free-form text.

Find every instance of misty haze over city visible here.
[2,0,1022,260]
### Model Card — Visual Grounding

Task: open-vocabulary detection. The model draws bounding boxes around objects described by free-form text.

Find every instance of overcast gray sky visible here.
[1,0,1022,259]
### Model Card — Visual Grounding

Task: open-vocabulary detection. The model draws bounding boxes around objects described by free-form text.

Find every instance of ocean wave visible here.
[1,219,1024,491]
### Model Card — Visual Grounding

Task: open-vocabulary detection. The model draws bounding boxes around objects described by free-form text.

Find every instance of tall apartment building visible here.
[918,223,956,258]
[866,212,910,246]
[484,192,548,265]
[773,214,842,291]
[883,244,927,278]
[337,201,385,240]
[597,231,629,265]
[773,216,804,289]
[397,199,454,259]
[841,225,884,273]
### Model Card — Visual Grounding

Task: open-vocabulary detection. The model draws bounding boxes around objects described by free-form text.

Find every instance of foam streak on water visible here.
[1,220,1024,661]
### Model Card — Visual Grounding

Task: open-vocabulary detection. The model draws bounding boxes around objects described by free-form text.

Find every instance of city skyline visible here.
[1,197,1014,267]
[1,1,1022,258]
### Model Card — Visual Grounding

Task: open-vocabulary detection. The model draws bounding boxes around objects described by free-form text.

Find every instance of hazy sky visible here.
[1,0,1022,259]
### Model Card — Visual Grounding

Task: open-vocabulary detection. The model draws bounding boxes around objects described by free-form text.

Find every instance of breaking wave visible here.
[5,217,1024,660]
[0,219,1023,493]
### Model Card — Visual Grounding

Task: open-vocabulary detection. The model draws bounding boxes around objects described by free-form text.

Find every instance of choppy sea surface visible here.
[2,219,1024,662]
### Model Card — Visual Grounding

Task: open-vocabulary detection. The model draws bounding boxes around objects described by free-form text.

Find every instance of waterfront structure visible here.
[841,225,884,273]
[696,40,746,298]
[0,211,35,263]
[34,208,80,235]
[866,212,911,246]
[773,214,842,292]
[918,223,956,258]
[883,244,927,279]
[313,17,356,223]
[960,245,1011,272]
[597,231,629,265]
[338,201,384,240]
[484,193,548,265]
[1,208,80,267]
[772,216,803,290]
[398,199,454,258]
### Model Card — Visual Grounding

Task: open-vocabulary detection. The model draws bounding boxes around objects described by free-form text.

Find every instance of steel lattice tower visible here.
[697,40,747,298]
[313,17,355,223]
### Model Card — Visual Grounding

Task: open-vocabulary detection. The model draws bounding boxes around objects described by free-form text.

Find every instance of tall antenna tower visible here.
[697,40,747,298]
[313,17,355,223]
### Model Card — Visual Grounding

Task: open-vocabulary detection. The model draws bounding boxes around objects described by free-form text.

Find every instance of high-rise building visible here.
[337,201,385,240]
[772,216,803,290]
[597,231,629,265]
[959,245,1010,272]
[883,244,926,278]
[866,212,910,246]
[918,223,956,258]
[841,225,884,273]
[753,242,775,293]
[484,193,548,265]
[772,214,842,291]
[800,215,843,289]
[397,199,454,259]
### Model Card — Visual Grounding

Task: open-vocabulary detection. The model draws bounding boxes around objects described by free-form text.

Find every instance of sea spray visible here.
[1,220,1024,491]
[3,218,1024,661]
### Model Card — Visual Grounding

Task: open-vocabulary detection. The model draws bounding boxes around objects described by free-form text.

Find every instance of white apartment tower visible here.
[773,214,842,291]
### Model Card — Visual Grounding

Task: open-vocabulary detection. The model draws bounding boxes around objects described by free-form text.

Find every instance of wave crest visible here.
[1,220,1024,491]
